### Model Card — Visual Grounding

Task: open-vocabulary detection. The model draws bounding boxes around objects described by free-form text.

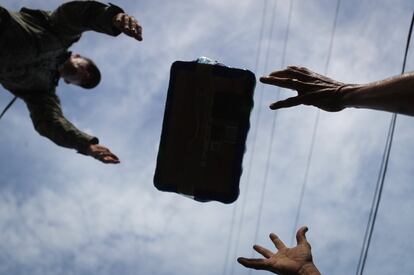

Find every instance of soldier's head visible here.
[59,54,101,89]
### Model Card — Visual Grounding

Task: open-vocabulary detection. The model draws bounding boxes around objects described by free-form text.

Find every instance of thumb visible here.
[296,226,309,246]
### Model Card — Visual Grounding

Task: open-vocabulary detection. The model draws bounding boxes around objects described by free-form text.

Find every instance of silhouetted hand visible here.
[113,13,143,41]
[261,66,348,112]
[237,227,320,275]
[87,144,120,164]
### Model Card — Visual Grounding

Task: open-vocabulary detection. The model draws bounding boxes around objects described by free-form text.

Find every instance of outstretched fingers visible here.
[129,17,143,41]
[123,14,130,32]
[261,75,329,95]
[253,245,273,259]
[260,76,310,91]
[269,233,287,250]
[100,153,120,164]
[296,226,309,246]
[97,155,119,164]
[237,258,269,271]
[113,13,143,41]
[90,145,121,164]
[269,96,303,110]
[269,92,328,110]
[268,66,315,80]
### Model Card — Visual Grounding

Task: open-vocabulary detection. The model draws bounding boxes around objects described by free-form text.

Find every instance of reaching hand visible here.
[261,66,349,112]
[113,13,143,41]
[86,144,120,164]
[237,227,320,275]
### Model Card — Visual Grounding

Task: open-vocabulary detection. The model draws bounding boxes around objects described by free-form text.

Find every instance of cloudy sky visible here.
[1,0,414,275]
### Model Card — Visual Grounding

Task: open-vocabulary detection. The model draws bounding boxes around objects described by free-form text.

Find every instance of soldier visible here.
[0,1,143,164]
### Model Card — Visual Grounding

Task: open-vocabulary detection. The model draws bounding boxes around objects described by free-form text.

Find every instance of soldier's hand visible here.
[113,13,143,41]
[261,66,349,112]
[86,144,120,164]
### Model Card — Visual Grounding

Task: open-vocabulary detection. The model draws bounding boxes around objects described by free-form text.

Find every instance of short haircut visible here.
[80,57,101,89]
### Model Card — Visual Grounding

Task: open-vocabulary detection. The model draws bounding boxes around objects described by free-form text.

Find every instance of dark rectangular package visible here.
[154,59,255,204]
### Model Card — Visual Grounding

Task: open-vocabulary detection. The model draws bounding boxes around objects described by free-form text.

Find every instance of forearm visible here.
[298,263,321,275]
[50,1,124,36]
[341,72,414,116]
[34,118,99,154]
[23,93,99,154]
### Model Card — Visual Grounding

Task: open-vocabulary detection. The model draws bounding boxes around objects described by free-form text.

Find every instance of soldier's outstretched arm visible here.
[50,1,142,40]
[22,92,120,164]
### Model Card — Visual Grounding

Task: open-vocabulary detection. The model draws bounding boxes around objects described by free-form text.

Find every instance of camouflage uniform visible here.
[0,1,123,154]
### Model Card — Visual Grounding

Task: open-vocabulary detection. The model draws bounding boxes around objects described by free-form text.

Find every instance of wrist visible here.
[339,84,364,109]
[85,144,93,156]
[77,137,98,156]
[85,143,98,156]
[298,263,321,275]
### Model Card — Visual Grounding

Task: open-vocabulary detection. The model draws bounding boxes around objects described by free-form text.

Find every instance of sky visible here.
[0,0,414,275]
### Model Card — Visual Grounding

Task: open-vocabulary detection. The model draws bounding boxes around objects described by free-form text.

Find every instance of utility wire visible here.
[355,11,414,275]
[290,0,342,245]
[0,96,17,121]
[248,1,294,271]
[222,204,238,275]
[224,1,270,275]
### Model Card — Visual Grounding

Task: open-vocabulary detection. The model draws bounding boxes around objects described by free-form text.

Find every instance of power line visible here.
[223,1,270,275]
[290,0,342,245]
[355,11,414,275]
[248,0,294,270]
[221,204,238,275]
[0,96,17,121]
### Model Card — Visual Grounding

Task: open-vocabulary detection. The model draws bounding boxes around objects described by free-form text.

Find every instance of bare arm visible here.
[341,72,414,115]
[261,66,414,116]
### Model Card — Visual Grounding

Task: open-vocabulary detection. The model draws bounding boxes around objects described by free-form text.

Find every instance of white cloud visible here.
[1,0,414,275]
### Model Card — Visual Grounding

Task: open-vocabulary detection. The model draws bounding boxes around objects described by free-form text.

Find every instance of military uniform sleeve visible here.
[49,1,124,36]
[21,91,99,155]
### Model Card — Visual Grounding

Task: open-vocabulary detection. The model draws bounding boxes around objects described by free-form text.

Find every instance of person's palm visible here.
[86,144,120,164]
[238,227,319,275]
[264,239,313,275]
